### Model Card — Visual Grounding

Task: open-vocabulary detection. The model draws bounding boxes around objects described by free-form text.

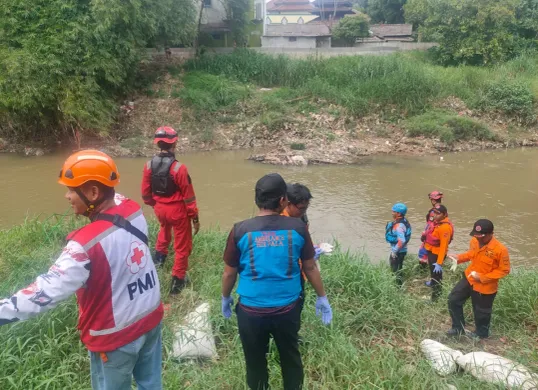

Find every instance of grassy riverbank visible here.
[0,218,537,389]
[106,50,538,162]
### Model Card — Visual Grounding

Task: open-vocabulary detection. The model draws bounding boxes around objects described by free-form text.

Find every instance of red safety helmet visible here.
[428,191,443,200]
[154,126,178,144]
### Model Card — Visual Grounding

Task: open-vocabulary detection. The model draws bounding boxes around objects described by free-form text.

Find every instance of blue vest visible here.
[234,217,308,308]
[385,218,412,245]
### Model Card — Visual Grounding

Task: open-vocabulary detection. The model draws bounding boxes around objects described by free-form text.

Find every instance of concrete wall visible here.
[150,42,439,59]
[261,36,317,49]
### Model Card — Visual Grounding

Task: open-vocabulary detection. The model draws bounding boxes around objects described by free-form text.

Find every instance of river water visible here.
[0,148,536,266]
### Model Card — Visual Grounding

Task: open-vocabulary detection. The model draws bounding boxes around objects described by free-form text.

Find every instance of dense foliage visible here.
[0,0,196,141]
[332,13,371,47]
[404,0,538,65]
[367,0,406,24]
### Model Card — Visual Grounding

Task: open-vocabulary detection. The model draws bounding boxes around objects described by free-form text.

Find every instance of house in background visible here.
[262,23,331,49]
[265,0,320,25]
[366,24,414,42]
[199,0,265,47]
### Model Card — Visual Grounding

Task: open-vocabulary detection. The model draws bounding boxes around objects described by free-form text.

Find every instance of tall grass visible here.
[182,50,538,122]
[0,219,537,389]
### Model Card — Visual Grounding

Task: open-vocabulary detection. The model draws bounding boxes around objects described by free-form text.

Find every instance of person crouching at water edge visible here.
[0,150,164,390]
[221,173,333,390]
[418,191,444,268]
[141,126,200,295]
[385,203,412,287]
[446,219,510,339]
[424,204,454,302]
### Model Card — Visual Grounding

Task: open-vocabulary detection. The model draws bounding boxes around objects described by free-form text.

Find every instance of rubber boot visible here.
[170,276,186,295]
[154,251,167,268]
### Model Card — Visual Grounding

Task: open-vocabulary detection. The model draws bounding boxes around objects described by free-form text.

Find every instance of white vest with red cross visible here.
[67,196,163,352]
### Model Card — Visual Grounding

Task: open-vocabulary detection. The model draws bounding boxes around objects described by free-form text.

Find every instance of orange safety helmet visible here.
[154,126,178,144]
[58,150,120,188]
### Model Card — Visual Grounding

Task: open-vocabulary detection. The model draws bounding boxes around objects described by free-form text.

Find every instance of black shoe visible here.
[154,251,167,268]
[446,328,465,337]
[170,277,186,295]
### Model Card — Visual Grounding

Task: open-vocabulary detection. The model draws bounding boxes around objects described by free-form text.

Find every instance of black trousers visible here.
[427,250,443,301]
[236,302,303,390]
[389,252,406,286]
[448,276,497,338]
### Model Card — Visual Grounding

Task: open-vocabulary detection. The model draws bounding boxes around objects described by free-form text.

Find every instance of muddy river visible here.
[0,148,536,265]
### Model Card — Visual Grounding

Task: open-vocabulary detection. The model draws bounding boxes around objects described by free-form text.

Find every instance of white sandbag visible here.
[172,302,218,360]
[420,339,463,376]
[456,352,538,390]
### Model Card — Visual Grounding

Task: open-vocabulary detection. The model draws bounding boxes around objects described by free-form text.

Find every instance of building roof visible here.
[264,23,331,37]
[370,24,413,37]
[267,0,319,13]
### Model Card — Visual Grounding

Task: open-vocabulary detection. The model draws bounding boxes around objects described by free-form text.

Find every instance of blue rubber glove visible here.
[314,245,323,260]
[221,296,234,319]
[433,263,443,274]
[315,296,333,325]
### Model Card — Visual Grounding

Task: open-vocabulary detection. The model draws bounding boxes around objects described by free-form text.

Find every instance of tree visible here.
[368,0,406,24]
[0,0,196,141]
[332,13,371,47]
[412,0,521,65]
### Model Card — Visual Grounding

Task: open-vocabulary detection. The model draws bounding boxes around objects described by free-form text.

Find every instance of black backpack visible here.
[150,152,179,197]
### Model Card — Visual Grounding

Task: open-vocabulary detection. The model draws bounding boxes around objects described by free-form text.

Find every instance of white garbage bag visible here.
[456,352,538,389]
[172,302,218,360]
[420,339,463,376]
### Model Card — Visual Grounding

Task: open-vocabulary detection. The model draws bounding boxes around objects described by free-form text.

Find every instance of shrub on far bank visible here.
[406,111,497,144]
[478,82,535,122]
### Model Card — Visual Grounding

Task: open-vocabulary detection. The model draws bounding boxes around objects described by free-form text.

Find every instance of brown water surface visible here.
[0,148,536,265]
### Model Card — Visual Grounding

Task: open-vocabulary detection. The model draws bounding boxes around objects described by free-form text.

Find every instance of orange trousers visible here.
[154,203,192,279]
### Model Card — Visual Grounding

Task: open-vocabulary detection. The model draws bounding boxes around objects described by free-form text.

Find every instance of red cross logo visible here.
[127,243,147,274]
[131,248,144,265]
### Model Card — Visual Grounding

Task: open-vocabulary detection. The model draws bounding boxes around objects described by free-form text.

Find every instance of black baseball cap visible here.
[470,219,494,236]
[255,173,287,200]
[433,204,448,214]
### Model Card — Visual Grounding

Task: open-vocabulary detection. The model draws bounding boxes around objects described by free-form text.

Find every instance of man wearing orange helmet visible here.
[0,150,164,390]
[141,127,200,294]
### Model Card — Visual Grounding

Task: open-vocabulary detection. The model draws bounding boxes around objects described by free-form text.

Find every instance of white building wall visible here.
[261,36,317,49]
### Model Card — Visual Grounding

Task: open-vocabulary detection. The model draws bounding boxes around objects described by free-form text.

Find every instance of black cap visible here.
[255,173,287,201]
[470,219,494,236]
[433,204,448,214]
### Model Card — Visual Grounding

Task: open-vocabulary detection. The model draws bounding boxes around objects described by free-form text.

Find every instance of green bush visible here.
[0,0,196,142]
[406,111,496,144]
[178,72,251,112]
[479,82,535,121]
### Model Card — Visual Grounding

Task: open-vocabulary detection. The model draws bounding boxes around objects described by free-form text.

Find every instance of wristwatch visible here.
[193,216,199,224]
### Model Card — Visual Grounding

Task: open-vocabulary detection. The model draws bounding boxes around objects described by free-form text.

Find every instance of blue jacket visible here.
[223,215,315,308]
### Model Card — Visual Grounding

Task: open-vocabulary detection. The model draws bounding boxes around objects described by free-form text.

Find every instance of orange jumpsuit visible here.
[141,158,198,279]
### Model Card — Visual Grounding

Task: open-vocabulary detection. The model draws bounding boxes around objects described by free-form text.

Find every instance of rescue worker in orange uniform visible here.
[447,219,510,339]
[141,127,200,294]
[419,191,444,268]
[423,204,454,301]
